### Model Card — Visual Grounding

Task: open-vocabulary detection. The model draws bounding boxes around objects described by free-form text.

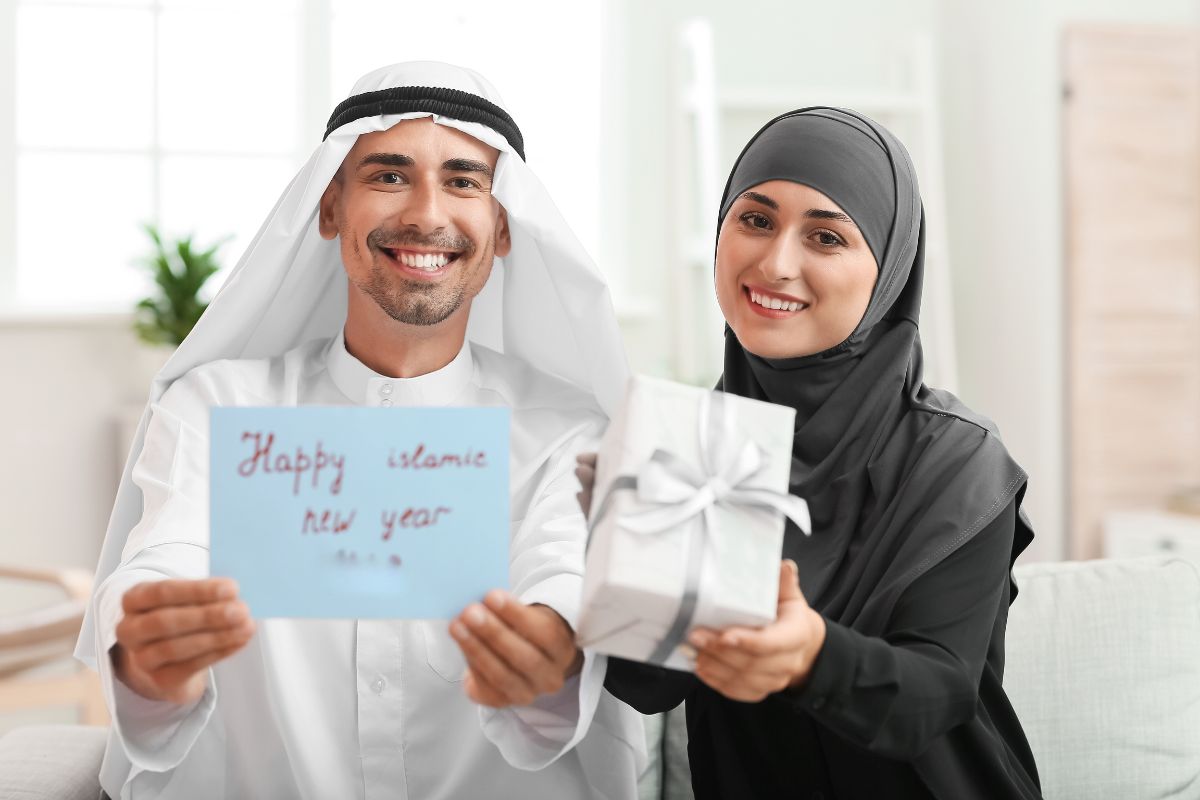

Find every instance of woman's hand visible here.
[688,559,825,703]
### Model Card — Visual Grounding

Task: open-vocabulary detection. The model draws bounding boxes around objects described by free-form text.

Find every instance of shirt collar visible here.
[325,329,474,407]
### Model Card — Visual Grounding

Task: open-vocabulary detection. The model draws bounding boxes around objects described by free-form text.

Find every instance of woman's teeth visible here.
[395,251,452,270]
[749,290,806,312]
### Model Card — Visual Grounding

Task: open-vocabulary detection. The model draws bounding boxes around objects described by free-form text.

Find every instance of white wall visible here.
[4,0,1200,593]
[601,0,1200,563]
[0,316,152,604]
[934,0,1200,561]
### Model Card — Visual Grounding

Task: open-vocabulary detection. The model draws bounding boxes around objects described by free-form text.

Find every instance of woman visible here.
[585,108,1042,799]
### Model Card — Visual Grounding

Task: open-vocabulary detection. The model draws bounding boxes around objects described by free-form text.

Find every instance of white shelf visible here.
[1104,510,1200,563]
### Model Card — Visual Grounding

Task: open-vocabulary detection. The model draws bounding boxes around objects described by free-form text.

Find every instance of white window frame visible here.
[0,0,334,315]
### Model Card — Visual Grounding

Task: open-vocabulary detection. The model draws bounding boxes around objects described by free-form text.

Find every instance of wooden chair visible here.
[0,565,108,726]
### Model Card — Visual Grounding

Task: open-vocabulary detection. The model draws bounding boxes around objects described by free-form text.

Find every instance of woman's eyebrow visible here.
[740,191,778,210]
[805,208,855,224]
[740,191,856,225]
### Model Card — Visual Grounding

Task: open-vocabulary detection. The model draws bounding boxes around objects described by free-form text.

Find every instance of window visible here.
[3,0,603,312]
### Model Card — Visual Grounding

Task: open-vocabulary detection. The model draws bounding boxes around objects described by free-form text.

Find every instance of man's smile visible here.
[378,246,463,277]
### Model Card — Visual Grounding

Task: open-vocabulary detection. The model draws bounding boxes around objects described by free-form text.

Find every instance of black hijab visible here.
[716,108,1033,632]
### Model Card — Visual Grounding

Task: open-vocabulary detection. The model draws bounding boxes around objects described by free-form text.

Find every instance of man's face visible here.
[319,118,511,327]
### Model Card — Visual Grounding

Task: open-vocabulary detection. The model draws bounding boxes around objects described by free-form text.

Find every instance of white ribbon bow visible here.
[617,392,811,537]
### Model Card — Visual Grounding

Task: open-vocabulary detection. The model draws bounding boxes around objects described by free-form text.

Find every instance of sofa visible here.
[3,556,1198,800]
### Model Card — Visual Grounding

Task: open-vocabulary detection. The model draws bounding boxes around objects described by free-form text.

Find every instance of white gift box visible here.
[576,375,808,672]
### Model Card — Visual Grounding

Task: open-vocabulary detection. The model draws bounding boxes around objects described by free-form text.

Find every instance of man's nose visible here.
[397,179,449,232]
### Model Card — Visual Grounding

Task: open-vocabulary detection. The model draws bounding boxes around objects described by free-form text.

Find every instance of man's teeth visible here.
[749,290,806,312]
[395,251,452,270]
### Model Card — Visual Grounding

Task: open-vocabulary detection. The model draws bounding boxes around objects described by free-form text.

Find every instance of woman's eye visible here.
[813,230,844,247]
[740,212,771,230]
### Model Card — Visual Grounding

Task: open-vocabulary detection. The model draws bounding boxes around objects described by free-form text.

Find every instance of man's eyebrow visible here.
[740,191,778,210]
[357,153,414,169]
[443,158,494,181]
[805,208,856,224]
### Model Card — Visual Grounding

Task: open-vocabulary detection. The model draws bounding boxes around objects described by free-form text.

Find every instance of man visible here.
[75,62,642,799]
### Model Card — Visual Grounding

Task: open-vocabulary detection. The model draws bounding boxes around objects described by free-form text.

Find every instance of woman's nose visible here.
[758,235,804,283]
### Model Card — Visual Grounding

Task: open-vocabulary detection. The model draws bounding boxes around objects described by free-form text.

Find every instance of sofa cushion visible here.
[1005,556,1200,800]
[0,724,105,800]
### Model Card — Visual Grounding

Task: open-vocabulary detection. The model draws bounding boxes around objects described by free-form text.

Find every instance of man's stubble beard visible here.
[357,237,494,327]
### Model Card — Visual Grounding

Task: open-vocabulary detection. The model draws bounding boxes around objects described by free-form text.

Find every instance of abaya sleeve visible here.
[606,501,1017,740]
[781,501,1017,759]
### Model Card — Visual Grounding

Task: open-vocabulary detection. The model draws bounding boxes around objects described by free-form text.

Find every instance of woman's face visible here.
[715,180,879,359]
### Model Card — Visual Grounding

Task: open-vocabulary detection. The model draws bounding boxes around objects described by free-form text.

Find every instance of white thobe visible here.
[89,333,645,800]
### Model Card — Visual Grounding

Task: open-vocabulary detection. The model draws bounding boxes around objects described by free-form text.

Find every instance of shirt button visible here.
[380,398,393,407]
[380,383,393,396]
[372,677,386,694]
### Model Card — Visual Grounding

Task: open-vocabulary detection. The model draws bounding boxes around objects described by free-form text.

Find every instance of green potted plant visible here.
[133,223,227,347]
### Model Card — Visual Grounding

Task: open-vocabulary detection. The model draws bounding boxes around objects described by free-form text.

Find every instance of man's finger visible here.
[122,579,238,614]
[450,620,538,705]
[149,641,247,700]
[482,593,571,664]
[464,668,510,708]
[574,462,596,516]
[118,601,249,648]
[575,452,597,469]
[137,620,256,671]
[463,601,557,672]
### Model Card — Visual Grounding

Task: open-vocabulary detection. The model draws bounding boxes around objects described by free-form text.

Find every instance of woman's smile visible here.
[743,284,811,318]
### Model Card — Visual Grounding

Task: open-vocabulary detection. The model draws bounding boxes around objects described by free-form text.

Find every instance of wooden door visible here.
[1064,24,1200,558]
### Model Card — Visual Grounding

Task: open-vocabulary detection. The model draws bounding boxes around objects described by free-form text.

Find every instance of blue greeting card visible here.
[210,407,510,619]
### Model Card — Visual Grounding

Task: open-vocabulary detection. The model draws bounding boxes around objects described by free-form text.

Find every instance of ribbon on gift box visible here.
[588,389,810,666]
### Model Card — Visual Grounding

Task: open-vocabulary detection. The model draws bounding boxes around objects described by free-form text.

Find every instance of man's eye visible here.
[449,177,481,190]
[739,212,771,230]
[377,172,403,184]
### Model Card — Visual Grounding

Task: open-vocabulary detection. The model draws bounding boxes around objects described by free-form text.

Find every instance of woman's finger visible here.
[694,656,779,702]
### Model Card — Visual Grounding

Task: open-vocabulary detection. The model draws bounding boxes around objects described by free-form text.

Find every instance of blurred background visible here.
[2,0,1199,732]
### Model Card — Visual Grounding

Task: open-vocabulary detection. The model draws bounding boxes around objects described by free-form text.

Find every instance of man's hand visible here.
[688,560,826,703]
[574,452,597,517]
[449,590,583,708]
[113,578,255,706]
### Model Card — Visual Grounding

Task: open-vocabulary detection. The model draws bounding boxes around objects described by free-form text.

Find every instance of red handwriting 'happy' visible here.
[238,431,346,496]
